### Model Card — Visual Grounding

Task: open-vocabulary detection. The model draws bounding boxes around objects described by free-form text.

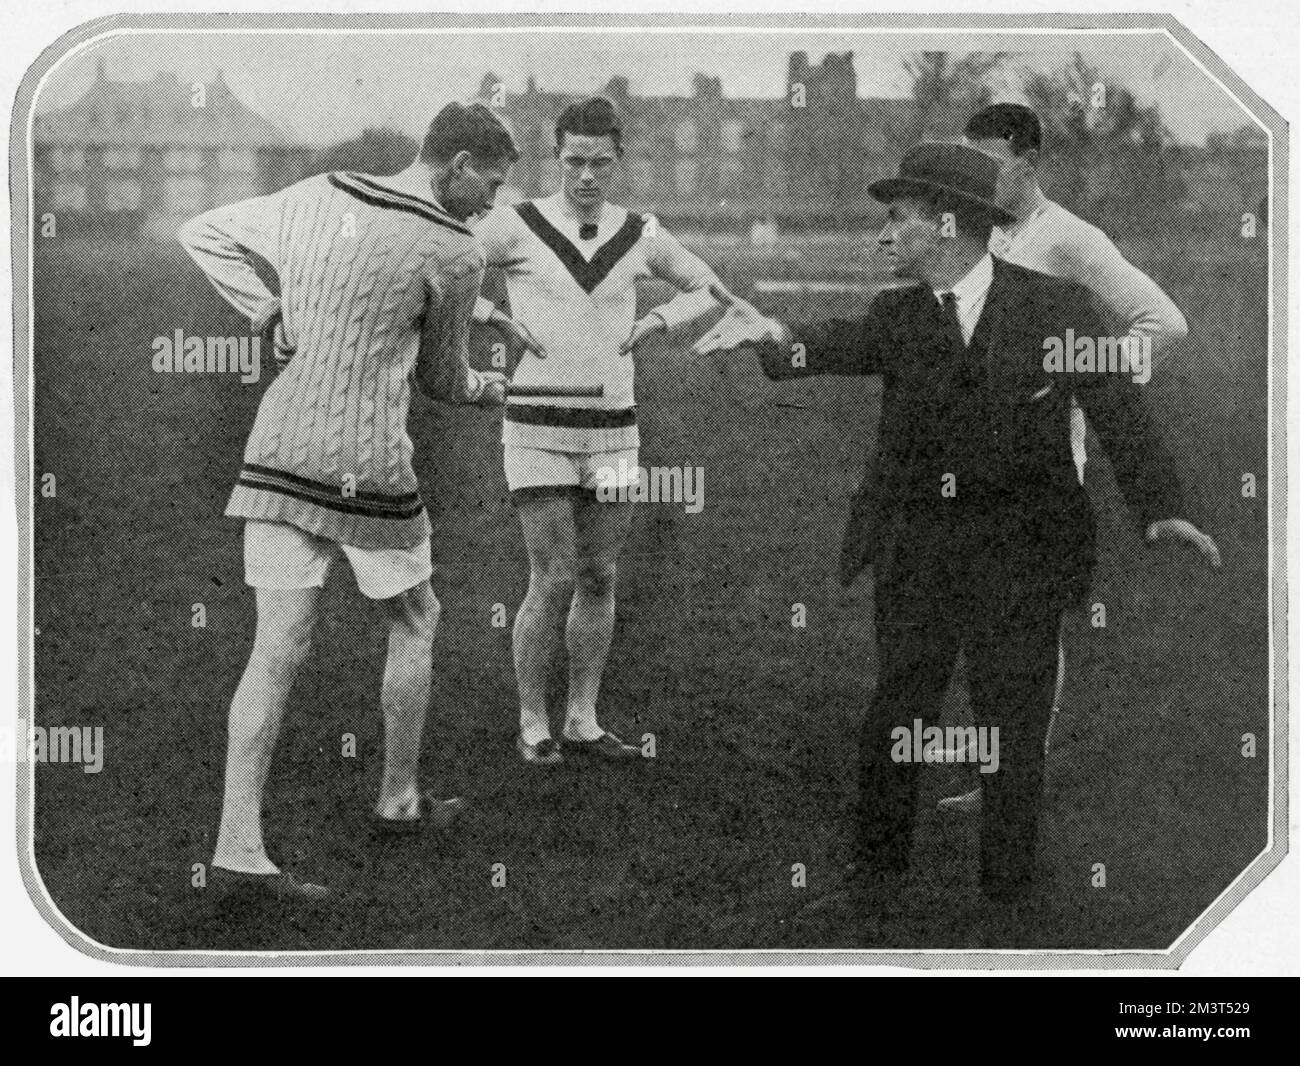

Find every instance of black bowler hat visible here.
[868,141,1016,227]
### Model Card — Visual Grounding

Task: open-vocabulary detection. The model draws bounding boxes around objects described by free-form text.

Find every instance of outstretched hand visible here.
[1145,519,1222,569]
[692,283,785,355]
[491,312,547,360]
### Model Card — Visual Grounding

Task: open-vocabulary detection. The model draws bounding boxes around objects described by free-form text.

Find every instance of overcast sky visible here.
[34,29,1256,146]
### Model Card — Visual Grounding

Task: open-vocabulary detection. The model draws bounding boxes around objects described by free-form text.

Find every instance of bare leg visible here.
[375,579,440,820]
[563,497,635,741]
[513,496,578,744]
[214,586,320,874]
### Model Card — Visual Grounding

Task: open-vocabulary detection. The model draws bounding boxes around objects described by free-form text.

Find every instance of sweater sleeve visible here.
[1058,222,1188,366]
[178,192,285,331]
[643,218,722,330]
[1056,283,1187,531]
[470,207,519,324]
[414,247,488,404]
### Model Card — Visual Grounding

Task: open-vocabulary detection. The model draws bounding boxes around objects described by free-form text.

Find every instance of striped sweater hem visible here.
[226,464,431,549]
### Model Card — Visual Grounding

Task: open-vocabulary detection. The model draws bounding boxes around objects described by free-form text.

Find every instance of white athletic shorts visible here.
[504,445,640,501]
[243,520,432,600]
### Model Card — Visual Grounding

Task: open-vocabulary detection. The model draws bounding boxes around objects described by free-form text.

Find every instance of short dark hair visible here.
[420,102,519,166]
[965,103,1043,156]
[555,96,624,155]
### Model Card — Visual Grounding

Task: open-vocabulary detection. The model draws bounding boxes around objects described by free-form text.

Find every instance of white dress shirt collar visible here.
[937,253,994,345]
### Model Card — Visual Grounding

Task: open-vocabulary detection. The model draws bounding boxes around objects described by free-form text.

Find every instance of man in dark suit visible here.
[695,142,1220,907]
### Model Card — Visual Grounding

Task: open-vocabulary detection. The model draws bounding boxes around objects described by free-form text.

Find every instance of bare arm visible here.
[643,220,724,333]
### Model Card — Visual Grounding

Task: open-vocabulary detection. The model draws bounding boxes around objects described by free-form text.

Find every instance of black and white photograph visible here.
[4,6,1290,985]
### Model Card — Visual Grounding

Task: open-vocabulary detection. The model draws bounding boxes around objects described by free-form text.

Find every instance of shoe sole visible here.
[370,795,466,838]
[516,738,563,766]
[207,868,330,906]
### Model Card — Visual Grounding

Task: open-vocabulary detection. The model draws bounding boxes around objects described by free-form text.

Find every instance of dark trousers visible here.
[856,538,1063,900]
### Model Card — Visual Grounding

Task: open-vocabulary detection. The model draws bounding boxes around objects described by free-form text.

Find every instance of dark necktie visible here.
[579,222,598,241]
[939,291,964,349]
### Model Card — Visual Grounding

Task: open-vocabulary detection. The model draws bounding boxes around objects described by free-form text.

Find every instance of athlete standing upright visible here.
[473,97,729,765]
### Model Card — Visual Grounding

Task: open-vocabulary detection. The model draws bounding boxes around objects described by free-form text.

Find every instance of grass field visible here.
[29,226,1270,953]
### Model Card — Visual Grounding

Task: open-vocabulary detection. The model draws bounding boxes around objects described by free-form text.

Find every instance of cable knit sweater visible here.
[179,171,487,548]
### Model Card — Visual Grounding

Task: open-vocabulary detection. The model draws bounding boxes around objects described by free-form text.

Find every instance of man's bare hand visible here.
[1146,519,1222,569]
[477,370,508,407]
[692,283,785,355]
[620,311,667,355]
[255,302,295,368]
[490,310,546,359]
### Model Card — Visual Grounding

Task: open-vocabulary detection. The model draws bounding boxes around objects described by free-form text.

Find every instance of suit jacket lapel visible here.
[967,255,1009,376]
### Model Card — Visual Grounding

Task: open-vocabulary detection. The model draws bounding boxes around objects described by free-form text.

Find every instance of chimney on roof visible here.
[692,74,721,99]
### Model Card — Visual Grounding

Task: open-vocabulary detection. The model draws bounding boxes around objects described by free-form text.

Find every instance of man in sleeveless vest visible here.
[472,98,731,766]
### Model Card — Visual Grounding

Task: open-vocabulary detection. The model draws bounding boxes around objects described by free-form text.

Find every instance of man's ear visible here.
[449,149,473,176]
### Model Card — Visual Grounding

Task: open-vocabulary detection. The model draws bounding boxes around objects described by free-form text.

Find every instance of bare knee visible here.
[252,624,313,679]
[386,582,440,646]
[530,555,577,604]
[576,558,617,598]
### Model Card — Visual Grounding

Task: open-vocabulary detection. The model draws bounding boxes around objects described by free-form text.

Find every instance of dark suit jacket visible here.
[759,257,1185,605]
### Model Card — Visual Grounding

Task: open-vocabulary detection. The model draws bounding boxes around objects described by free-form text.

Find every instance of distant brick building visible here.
[482,52,917,227]
[33,59,311,237]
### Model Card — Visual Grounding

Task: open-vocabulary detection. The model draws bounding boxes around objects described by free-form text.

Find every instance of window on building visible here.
[675,158,697,195]
[49,147,86,172]
[103,179,143,211]
[165,176,207,214]
[722,120,746,155]
[217,148,257,173]
[50,182,88,211]
[216,177,260,203]
[101,148,141,170]
[674,119,698,155]
[164,148,204,172]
